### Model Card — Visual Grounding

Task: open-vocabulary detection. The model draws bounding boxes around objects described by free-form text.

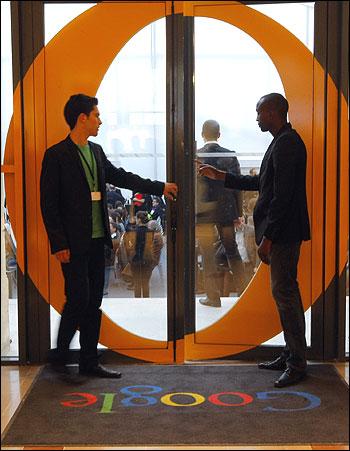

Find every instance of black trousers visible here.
[57,238,105,368]
[270,242,307,372]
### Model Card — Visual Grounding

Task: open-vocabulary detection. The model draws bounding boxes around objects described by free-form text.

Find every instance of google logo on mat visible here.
[61,385,321,413]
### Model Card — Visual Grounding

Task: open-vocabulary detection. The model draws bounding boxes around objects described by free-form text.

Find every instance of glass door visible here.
[185,1,315,360]
[41,2,175,363]
[4,1,346,365]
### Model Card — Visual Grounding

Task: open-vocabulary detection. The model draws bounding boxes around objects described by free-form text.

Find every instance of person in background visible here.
[150,196,166,231]
[132,192,153,215]
[148,219,165,282]
[130,211,155,298]
[197,93,310,388]
[40,93,177,379]
[103,220,120,296]
[106,183,125,208]
[196,119,245,308]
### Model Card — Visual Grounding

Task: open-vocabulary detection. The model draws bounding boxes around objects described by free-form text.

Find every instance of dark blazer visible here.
[197,143,242,225]
[40,136,164,255]
[224,123,310,245]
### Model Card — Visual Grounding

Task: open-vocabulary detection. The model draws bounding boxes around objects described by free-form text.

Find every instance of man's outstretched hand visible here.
[163,182,178,200]
[195,159,226,181]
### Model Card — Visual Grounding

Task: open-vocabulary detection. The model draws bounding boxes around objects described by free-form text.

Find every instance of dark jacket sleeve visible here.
[224,173,259,191]
[230,157,243,217]
[103,152,165,197]
[263,135,300,241]
[40,148,69,254]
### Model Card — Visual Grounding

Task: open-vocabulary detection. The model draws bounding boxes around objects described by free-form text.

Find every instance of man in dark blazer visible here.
[197,93,310,388]
[196,120,245,307]
[40,93,177,379]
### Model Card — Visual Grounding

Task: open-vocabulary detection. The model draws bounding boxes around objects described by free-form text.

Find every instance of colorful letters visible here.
[60,386,321,413]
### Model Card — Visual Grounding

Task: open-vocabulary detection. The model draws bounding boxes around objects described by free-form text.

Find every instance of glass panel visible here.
[45,8,167,349]
[194,17,284,333]
[194,15,312,347]
[249,3,315,53]
[1,1,18,359]
[44,3,96,45]
[47,16,167,346]
[96,18,167,342]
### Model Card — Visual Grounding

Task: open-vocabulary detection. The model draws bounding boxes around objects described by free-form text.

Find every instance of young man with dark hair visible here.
[197,93,310,388]
[40,93,177,379]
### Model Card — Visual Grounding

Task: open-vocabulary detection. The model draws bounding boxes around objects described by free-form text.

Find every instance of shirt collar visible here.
[203,141,219,146]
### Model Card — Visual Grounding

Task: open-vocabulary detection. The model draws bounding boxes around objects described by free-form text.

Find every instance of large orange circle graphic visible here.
[4,2,346,361]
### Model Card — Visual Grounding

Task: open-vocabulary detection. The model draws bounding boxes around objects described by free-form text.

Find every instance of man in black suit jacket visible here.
[196,120,246,307]
[40,94,177,379]
[197,93,310,388]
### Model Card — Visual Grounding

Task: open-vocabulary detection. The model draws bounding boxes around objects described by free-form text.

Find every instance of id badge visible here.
[91,191,101,201]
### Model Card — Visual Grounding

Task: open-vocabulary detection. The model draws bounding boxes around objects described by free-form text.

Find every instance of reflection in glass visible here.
[196,120,247,309]
[194,17,285,332]
[96,19,167,341]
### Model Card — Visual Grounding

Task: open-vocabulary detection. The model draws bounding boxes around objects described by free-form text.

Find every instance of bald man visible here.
[196,120,245,307]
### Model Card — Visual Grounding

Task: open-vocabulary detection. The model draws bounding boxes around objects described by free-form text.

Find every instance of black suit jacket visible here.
[40,136,164,255]
[224,123,310,245]
[197,143,242,225]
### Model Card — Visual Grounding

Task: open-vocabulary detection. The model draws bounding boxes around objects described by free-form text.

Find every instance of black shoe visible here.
[199,297,221,307]
[274,367,306,388]
[258,356,287,371]
[49,363,87,384]
[50,361,70,375]
[79,364,122,379]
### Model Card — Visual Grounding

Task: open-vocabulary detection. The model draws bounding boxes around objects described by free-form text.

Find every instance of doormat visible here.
[1,364,349,447]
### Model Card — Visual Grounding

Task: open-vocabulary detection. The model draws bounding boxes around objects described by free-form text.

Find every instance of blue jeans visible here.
[270,242,307,372]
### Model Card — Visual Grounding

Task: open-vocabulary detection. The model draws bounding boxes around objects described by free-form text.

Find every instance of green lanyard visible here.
[77,147,97,191]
